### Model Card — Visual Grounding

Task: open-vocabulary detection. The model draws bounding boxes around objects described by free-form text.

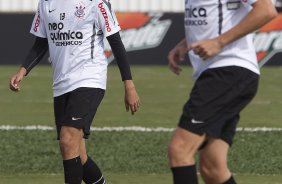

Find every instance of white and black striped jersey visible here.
[30,0,120,97]
[185,0,260,79]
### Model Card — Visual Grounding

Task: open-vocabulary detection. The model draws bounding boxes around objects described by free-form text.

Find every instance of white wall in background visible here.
[0,0,184,12]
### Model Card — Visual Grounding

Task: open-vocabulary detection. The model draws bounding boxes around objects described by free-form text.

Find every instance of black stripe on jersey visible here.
[102,0,111,11]
[91,23,96,59]
[218,0,223,35]
[102,0,115,24]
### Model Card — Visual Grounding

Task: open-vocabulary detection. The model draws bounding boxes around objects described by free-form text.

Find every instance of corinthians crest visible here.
[75,3,86,18]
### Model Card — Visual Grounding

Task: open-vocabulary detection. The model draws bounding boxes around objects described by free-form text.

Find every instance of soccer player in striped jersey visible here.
[167,0,277,184]
[10,0,140,184]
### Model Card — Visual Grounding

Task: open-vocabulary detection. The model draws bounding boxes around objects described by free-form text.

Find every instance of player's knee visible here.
[60,134,73,149]
[200,166,220,183]
[199,162,212,181]
[59,135,81,160]
[59,131,79,150]
[199,161,229,183]
[60,127,82,148]
[168,140,195,166]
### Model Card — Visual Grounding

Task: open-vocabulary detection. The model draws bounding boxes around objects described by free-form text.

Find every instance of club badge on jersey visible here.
[75,3,86,18]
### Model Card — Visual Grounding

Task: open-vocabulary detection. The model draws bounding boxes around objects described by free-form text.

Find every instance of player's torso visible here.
[41,0,97,49]
[184,0,259,79]
[38,0,109,97]
[184,0,250,43]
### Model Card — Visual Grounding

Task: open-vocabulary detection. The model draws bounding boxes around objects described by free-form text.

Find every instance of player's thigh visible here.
[169,127,206,155]
[60,126,84,142]
[199,138,229,169]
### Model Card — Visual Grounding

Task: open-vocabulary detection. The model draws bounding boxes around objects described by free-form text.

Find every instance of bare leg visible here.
[199,138,232,184]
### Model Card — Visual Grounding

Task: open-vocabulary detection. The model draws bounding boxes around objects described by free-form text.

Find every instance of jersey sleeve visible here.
[96,0,121,37]
[30,1,47,38]
[240,0,257,5]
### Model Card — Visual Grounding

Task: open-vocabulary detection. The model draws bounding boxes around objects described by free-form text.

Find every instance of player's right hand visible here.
[168,40,189,75]
[9,67,27,92]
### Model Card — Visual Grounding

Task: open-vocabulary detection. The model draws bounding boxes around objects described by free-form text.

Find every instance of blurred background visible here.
[0,0,281,12]
[0,0,281,65]
[1,0,183,12]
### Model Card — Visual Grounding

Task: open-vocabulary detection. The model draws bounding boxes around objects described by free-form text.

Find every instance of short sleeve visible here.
[96,0,121,37]
[240,0,257,5]
[30,1,47,38]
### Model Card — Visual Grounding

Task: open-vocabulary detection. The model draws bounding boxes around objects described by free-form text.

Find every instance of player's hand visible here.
[191,38,223,60]
[168,40,189,75]
[124,80,140,115]
[9,67,27,92]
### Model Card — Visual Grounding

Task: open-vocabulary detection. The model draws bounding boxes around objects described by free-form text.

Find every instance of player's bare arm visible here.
[168,38,190,75]
[123,80,140,115]
[107,32,140,115]
[191,0,278,60]
[9,37,48,92]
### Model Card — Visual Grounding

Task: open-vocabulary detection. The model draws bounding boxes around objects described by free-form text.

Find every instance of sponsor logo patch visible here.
[33,11,41,32]
[98,2,112,32]
[48,22,83,46]
[184,5,208,26]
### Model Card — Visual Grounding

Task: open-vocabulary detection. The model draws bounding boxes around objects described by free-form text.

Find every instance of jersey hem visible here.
[105,27,120,38]
[193,62,260,80]
[53,84,106,97]
[30,31,47,38]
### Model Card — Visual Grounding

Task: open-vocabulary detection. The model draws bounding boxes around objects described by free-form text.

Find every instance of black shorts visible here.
[54,87,105,139]
[178,66,259,146]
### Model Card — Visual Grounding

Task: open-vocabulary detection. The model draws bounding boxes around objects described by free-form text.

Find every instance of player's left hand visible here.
[191,38,223,60]
[124,80,140,115]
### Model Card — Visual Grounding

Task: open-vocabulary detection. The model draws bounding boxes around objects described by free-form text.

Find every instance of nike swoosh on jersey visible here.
[49,9,56,13]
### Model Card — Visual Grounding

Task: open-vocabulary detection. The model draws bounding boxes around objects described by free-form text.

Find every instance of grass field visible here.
[0,65,282,183]
[1,174,282,184]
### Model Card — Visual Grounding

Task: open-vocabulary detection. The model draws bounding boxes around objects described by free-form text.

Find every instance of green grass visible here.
[0,66,282,183]
[1,130,282,175]
[1,173,282,184]
[1,65,282,127]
